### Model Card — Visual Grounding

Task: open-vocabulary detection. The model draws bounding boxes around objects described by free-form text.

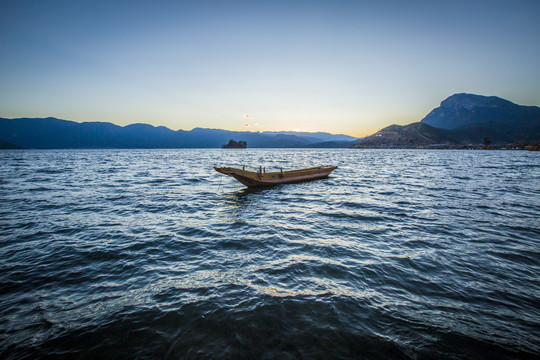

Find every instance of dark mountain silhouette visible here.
[355,94,540,148]
[262,131,356,143]
[353,122,515,148]
[421,93,539,131]
[0,138,23,149]
[0,117,357,149]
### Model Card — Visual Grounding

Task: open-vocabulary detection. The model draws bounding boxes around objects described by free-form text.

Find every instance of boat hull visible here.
[214,166,337,187]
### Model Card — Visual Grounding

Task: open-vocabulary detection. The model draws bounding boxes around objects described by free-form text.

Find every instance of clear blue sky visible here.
[1,0,539,137]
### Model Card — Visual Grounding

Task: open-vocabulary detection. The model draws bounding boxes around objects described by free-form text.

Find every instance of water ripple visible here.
[0,149,538,359]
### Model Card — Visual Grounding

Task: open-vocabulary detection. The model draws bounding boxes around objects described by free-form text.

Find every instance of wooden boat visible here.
[214,165,337,187]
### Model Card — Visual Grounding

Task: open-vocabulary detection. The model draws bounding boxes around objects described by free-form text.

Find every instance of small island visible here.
[222,139,247,148]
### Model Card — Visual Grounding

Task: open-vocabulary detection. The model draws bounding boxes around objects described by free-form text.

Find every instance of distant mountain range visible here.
[0,117,358,149]
[354,93,540,148]
[2,94,538,149]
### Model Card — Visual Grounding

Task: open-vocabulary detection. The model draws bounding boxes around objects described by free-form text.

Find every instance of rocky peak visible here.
[440,93,516,111]
[420,93,540,132]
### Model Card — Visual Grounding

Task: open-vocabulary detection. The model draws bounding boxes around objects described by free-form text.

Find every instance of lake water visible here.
[0,149,539,359]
